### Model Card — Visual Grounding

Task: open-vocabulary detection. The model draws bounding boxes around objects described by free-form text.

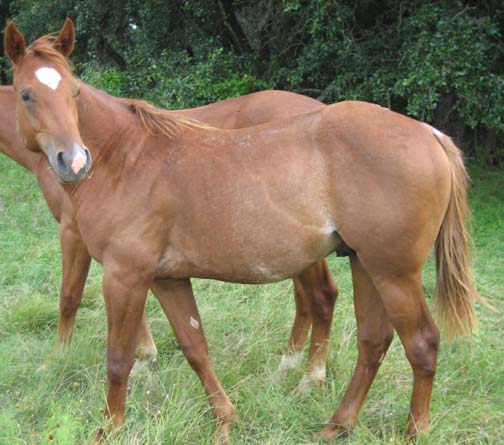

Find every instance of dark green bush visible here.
[1,0,503,164]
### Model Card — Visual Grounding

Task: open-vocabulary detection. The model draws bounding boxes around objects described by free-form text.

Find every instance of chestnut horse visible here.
[0,84,336,387]
[5,20,486,443]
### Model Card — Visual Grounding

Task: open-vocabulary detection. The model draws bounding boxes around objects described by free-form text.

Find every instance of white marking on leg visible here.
[273,351,303,383]
[35,67,62,90]
[279,351,303,371]
[296,365,326,396]
[190,316,200,329]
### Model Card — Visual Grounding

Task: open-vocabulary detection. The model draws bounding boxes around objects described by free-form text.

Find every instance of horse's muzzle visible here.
[49,143,92,183]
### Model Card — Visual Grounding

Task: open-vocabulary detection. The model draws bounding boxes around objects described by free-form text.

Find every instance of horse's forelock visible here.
[26,34,72,73]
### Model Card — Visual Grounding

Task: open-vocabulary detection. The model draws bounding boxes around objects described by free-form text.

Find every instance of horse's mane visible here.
[27,34,72,72]
[119,98,210,139]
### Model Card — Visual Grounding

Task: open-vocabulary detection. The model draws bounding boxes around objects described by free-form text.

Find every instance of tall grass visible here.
[0,156,502,444]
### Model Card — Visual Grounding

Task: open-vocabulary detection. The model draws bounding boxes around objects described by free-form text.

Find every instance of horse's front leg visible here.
[150,278,237,445]
[56,216,92,348]
[97,265,150,439]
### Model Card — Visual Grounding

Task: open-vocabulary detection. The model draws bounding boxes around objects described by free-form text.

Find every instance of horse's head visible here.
[4,18,91,183]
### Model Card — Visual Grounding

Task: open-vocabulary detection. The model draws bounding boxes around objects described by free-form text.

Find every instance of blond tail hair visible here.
[432,130,495,340]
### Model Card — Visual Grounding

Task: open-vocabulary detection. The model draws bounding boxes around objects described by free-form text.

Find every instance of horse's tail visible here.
[432,130,494,340]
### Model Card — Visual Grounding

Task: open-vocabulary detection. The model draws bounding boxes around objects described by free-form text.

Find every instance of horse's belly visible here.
[156,227,338,284]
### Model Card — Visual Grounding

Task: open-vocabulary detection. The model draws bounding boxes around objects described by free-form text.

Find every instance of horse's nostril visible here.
[56,151,67,171]
[85,148,92,168]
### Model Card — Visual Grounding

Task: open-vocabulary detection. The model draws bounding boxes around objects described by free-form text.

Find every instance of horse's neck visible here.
[0,87,40,171]
[78,84,138,155]
[75,83,156,194]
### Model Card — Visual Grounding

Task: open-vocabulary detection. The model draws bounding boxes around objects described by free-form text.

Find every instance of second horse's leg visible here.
[296,260,338,394]
[56,218,91,348]
[275,275,313,381]
[131,313,158,375]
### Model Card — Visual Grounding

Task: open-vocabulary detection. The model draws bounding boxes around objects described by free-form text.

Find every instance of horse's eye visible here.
[73,88,80,98]
[20,91,31,102]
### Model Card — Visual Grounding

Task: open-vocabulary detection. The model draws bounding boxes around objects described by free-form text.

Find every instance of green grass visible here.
[0,156,502,444]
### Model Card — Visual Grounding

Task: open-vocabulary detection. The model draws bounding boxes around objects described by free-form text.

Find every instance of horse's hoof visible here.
[405,422,428,441]
[314,424,348,442]
[213,424,232,445]
[94,428,105,443]
[149,357,158,369]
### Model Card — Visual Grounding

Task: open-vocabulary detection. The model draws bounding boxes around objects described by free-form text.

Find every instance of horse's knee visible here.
[108,356,135,385]
[294,305,312,325]
[293,280,312,322]
[311,287,337,323]
[59,293,82,317]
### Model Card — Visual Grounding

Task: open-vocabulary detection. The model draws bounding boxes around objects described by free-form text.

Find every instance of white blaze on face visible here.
[35,67,62,90]
[71,149,87,173]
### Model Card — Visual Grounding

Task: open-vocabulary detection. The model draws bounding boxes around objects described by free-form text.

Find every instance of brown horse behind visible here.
[5,20,488,443]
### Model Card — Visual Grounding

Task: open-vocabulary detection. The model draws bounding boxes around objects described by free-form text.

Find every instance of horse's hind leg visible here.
[320,255,393,439]
[369,272,440,436]
[150,278,236,445]
[296,260,338,394]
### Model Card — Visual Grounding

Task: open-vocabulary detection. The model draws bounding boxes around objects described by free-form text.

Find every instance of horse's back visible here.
[231,90,323,128]
[178,90,323,129]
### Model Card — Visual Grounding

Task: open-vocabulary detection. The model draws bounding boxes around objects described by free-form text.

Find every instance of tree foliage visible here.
[1,0,503,163]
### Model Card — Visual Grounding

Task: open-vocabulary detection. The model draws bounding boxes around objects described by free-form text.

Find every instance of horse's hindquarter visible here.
[319,102,452,272]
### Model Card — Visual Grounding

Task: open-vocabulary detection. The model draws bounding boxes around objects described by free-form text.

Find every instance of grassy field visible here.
[0,154,502,445]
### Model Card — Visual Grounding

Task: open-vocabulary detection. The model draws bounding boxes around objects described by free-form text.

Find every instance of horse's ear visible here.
[4,21,26,65]
[54,18,75,58]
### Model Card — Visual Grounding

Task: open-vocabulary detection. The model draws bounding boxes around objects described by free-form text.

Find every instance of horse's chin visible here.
[54,169,89,183]
[51,162,90,183]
